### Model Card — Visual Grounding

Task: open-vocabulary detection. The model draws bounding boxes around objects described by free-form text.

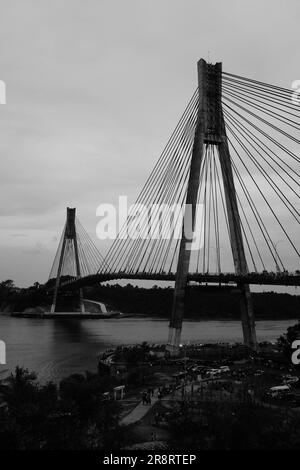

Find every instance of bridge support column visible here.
[50,207,85,314]
[50,236,66,313]
[73,223,85,314]
[218,119,257,350]
[166,59,257,355]
[238,284,257,349]
[166,59,207,355]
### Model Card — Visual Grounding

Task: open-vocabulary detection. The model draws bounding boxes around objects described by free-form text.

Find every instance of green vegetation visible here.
[0,366,122,450]
[0,344,156,450]
[167,401,300,449]
[87,284,300,319]
[0,279,47,312]
[0,279,299,319]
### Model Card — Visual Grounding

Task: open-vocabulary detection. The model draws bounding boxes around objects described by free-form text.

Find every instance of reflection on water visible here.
[0,314,296,383]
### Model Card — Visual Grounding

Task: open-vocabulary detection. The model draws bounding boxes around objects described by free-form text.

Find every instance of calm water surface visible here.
[0,314,297,382]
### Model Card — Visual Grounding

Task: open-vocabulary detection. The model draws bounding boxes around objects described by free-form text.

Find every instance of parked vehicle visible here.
[268,384,291,398]
[282,375,299,385]
[219,366,230,373]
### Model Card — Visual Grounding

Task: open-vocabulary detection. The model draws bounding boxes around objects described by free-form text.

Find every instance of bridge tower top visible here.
[197,59,222,144]
[65,207,77,238]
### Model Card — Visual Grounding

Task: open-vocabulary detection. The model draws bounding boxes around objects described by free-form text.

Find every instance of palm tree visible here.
[1,366,37,408]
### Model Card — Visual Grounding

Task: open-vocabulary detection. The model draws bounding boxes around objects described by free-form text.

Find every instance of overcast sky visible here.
[0,0,299,287]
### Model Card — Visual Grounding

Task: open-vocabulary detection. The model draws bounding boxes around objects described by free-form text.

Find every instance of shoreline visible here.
[2,310,299,322]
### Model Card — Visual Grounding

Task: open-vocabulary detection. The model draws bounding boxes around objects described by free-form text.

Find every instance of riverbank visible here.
[10,311,122,319]
[3,310,299,321]
[0,315,297,384]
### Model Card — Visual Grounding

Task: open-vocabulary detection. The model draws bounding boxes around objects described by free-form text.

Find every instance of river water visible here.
[0,314,297,383]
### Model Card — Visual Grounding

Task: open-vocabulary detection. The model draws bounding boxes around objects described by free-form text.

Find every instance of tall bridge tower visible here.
[50,207,85,314]
[166,59,257,354]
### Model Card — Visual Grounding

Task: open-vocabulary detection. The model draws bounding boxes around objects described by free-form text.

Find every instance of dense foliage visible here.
[0,279,299,319]
[168,401,300,449]
[0,366,122,450]
[87,284,300,319]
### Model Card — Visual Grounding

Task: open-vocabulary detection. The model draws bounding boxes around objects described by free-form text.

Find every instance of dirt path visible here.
[120,389,159,426]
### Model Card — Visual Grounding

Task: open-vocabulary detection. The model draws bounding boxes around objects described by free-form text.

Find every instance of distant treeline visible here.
[0,279,51,312]
[86,284,300,320]
[0,279,299,319]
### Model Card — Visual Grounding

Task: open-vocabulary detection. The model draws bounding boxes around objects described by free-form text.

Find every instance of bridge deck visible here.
[55,271,300,291]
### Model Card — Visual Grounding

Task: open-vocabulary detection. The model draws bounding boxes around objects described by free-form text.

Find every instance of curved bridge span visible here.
[57,272,300,291]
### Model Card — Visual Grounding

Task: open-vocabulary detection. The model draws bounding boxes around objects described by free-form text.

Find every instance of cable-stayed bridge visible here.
[48,59,300,354]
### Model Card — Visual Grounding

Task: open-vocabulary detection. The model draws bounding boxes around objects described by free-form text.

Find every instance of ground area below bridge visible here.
[103,341,300,450]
